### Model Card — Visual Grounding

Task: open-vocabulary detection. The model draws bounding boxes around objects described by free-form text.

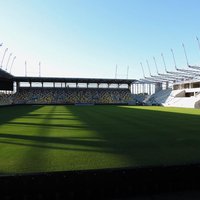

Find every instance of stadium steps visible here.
[164,96,200,108]
[144,88,172,105]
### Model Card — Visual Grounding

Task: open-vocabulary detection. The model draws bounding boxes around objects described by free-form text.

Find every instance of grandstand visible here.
[0,69,136,105]
[136,77,200,108]
[130,60,200,108]
[13,87,132,104]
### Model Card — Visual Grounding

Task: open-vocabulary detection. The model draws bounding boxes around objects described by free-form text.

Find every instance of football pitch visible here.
[0,105,200,175]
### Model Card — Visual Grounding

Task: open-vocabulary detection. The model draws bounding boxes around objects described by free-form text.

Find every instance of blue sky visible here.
[0,0,200,80]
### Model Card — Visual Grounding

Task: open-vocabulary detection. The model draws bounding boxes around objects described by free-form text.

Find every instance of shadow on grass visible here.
[0,133,109,151]
[0,139,108,154]
[0,105,43,125]
[22,117,77,121]
[5,121,87,129]
[66,105,200,167]
[1,105,200,170]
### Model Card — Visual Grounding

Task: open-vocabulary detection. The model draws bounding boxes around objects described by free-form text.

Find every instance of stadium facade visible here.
[1,63,200,108]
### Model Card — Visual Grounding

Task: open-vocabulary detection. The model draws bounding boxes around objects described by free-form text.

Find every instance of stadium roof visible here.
[0,68,13,79]
[13,76,137,84]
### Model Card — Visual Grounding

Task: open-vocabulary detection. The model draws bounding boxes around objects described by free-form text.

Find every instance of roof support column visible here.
[136,84,137,94]
[16,81,20,92]
[149,84,151,95]
[166,81,169,89]
[128,83,131,91]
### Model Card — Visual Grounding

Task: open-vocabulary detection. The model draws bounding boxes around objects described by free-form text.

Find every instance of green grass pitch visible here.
[0,105,200,175]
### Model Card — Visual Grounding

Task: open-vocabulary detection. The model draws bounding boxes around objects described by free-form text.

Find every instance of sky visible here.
[1,0,200,80]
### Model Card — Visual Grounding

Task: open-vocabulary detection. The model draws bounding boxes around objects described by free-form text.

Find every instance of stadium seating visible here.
[4,86,200,108]
[144,88,172,105]
[132,93,149,105]
[140,87,200,108]
[164,96,200,108]
[0,93,12,105]
[11,87,132,105]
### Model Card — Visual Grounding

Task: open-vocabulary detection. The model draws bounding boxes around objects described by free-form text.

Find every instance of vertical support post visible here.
[143,84,144,94]
[149,84,151,95]
[16,82,20,92]
[128,83,131,91]
[166,81,169,89]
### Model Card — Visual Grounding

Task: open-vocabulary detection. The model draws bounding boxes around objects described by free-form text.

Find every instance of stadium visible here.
[2,1,200,199]
[1,58,200,199]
